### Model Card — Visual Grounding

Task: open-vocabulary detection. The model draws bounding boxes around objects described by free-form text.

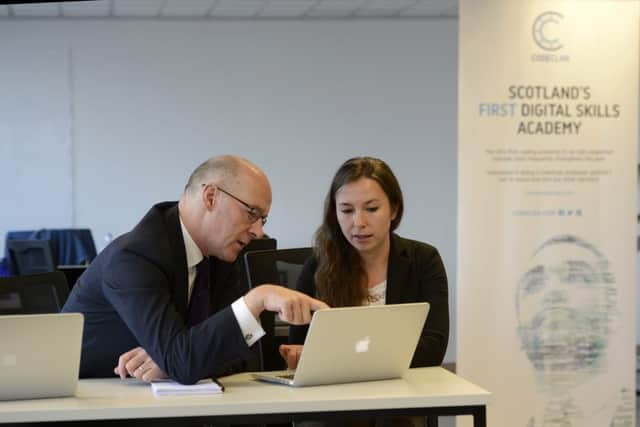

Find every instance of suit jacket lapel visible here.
[164,204,189,318]
[386,234,410,304]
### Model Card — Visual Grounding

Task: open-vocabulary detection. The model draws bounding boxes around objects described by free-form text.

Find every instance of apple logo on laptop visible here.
[355,336,371,353]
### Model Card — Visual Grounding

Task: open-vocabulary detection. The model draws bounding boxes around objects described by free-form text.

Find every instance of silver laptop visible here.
[253,302,429,387]
[0,313,84,400]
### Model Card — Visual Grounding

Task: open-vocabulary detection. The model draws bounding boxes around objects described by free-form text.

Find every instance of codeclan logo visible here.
[531,11,569,62]
[532,11,563,51]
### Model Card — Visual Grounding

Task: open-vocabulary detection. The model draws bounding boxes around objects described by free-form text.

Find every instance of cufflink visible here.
[245,333,253,341]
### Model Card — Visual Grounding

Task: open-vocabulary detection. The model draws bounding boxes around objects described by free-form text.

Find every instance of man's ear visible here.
[202,184,217,211]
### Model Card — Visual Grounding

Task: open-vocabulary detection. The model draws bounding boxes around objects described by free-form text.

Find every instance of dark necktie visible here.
[187,257,211,327]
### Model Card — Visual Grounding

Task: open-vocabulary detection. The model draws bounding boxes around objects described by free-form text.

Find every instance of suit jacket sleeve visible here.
[288,257,318,345]
[411,245,449,367]
[103,250,251,385]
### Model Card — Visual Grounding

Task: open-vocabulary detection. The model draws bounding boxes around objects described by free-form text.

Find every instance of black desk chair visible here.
[235,237,277,292]
[7,239,58,275]
[56,265,88,290]
[244,247,312,371]
[231,237,278,373]
[0,271,69,315]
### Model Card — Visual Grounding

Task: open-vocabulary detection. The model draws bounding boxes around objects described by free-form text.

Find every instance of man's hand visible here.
[279,344,304,370]
[113,347,169,382]
[244,285,329,324]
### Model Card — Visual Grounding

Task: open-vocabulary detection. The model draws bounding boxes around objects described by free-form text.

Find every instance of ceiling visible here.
[0,0,459,19]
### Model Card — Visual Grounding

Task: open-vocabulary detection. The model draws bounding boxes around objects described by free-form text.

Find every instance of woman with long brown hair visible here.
[282,157,449,370]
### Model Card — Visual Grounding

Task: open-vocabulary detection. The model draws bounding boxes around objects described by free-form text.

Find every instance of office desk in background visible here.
[4,229,97,265]
[0,367,490,426]
[1,229,97,277]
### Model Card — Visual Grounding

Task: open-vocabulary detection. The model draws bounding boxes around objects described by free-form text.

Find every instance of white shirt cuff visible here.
[231,297,265,347]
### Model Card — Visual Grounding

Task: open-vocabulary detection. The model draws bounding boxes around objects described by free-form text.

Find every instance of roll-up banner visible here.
[458,1,639,426]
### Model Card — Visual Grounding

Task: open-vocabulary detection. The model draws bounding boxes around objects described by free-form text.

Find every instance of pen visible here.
[212,378,225,392]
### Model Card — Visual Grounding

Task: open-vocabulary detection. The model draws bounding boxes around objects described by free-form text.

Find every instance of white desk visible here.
[0,367,490,426]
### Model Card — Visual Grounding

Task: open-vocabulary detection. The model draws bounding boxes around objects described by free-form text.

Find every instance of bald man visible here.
[62,156,327,384]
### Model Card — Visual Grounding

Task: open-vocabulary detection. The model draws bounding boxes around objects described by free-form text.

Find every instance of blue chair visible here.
[0,258,10,277]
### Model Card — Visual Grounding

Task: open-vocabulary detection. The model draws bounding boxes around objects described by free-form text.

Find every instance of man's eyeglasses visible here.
[204,184,267,225]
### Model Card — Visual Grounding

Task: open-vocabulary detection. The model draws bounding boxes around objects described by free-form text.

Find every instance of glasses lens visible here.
[248,210,267,226]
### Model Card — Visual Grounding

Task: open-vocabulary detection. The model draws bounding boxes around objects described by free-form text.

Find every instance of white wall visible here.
[0,19,459,361]
[0,46,73,238]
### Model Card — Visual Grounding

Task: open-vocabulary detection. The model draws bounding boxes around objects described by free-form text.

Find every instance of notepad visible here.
[151,379,224,397]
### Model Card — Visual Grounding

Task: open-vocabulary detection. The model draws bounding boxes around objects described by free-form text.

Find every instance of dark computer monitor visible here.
[7,240,57,275]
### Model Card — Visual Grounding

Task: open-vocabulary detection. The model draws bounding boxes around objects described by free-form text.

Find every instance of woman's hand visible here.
[278,344,304,370]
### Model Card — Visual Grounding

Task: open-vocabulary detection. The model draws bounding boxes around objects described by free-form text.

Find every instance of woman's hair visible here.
[314,157,403,307]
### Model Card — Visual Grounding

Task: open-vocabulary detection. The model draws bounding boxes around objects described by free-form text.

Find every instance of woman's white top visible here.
[366,280,387,306]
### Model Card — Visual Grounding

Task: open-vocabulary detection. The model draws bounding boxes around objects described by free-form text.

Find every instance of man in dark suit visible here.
[62,155,327,385]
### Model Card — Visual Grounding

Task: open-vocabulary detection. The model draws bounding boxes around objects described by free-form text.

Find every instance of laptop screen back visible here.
[293,302,429,386]
[0,313,83,400]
